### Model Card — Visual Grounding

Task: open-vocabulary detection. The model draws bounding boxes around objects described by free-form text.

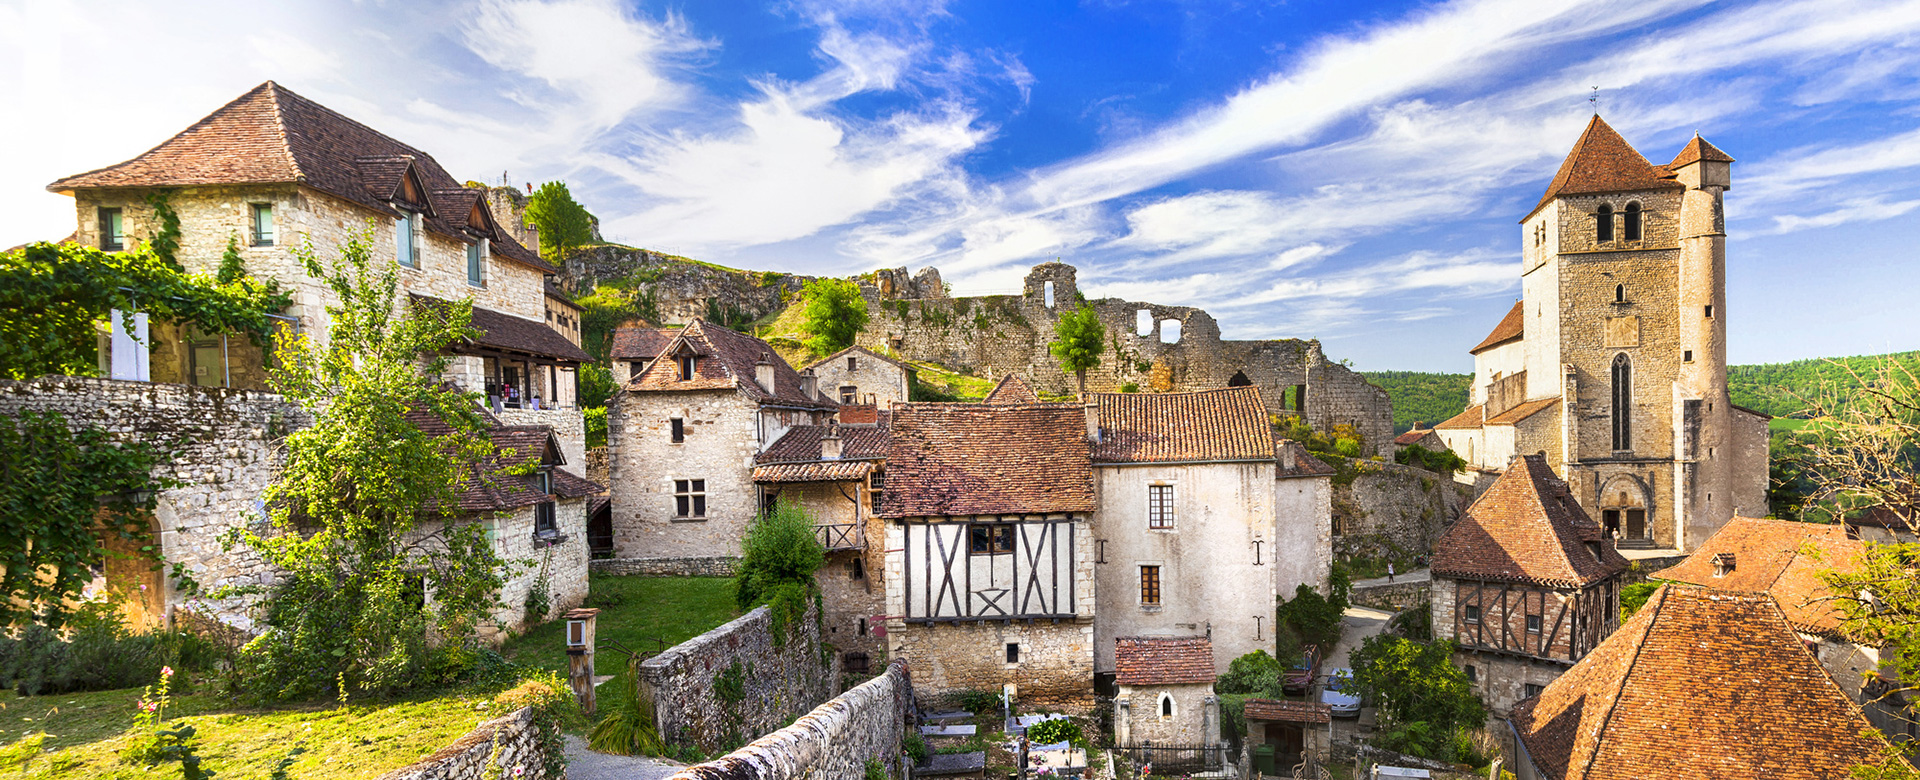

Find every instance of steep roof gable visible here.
[1669,135,1735,168]
[609,326,680,361]
[625,320,834,409]
[1511,585,1892,780]
[1527,115,1682,220]
[881,403,1095,517]
[1432,454,1627,587]
[1090,386,1275,464]
[984,374,1041,404]
[1653,517,1864,636]
[1470,301,1525,354]
[804,344,912,373]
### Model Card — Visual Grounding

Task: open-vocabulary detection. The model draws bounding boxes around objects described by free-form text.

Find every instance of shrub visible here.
[904,732,930,765]
[1277,584,1344,651]
[800,278,869,355]
[865,757,888,780]
[1389,602,1433,641]
[951,688,1002,714]
[1396,444,1467,474]
[1621,581,1661,621]
[1120,382,1140,393]
[1026,717,1083,748]
[1215,650,1284,697]
[584,406,609,449]
[0,605,220,696]
[1349,636,1485,762]
[734,504,826,642]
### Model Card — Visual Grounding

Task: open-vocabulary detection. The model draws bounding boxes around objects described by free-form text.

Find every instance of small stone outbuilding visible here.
[1112,636,1219,747]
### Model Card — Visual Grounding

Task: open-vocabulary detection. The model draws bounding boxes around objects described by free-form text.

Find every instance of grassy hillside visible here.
[1364,371,1471,433]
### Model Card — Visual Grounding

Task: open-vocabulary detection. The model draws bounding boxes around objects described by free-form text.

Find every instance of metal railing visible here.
[814,523,865,551]
[1106,743,1234,775]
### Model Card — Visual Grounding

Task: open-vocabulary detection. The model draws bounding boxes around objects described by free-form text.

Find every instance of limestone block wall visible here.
[641,603,836,754]
[1560,249,1681,464]
[496,407,587,471]
[1115,683,1216,745]
[375,706,550,780]
[1275,473,1335,611]
[666,659,915,780]
[479,499,590,638]
[1452,650,1568,719]
[1330,459,1473,560]
[607,389,762,559]
[590,557,739,577]
[0,377,307,628]
[887,618,1095,713]
[803,352,911,407]
[1348,580,1431,612]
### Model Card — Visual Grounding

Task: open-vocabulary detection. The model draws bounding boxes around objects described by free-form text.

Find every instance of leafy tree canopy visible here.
[1049,306,1104,393]
[0,242,289,380]
[799,278,868,356]
[1278,583,1346,650]
[524,181,596,262]
[1348,635,1487,761]
[1362,371,1471,434]
[734,502,826,639]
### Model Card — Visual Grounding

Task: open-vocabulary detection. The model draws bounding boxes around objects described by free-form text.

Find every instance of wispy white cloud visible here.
[1765,196,1920,234]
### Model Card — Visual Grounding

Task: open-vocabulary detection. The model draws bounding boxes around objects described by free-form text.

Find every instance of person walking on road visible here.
[1387,561,1395,583]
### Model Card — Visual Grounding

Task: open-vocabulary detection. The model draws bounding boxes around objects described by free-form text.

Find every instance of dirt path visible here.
[561,735,686,780]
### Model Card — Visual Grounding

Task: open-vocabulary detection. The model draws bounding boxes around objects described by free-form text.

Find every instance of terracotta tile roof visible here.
[1434,403,1485,430]
[1089,387,1274,464]
[1275,439,1337,478]
[1114,636,1215,686]
[411,294,593,364]
[1243,699,1331,724]
[839,405,880,425]
[1471,301,1525,354]
[1526,115,1684,221]
[48,81,553,274]
[753,461,875,484]
[1653,517,1865,636]
[803,345,913,373]
[1487,397,1559,425]
[1669,135,1735,168]
[1510,584,1893,780]
[544,280,582,310]
[1394,428,1439,446]
[609,326,679,361]
[983,374,1041,404]
[1433,454,1628,588]
[404,407,603,512]
[625,320,835,409]
[881,403,1095,517]
[757,417,891,464]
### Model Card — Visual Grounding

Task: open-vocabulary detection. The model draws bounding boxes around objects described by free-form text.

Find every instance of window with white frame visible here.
[1148,484,1175,529]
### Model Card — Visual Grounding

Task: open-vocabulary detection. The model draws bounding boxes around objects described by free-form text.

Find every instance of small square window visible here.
[674,479,706,518]
[98,207,124,251]
[1683,350,1694,363]
[969,525,1014,555]
[1524,683,1545,699]
[670,418,685,443]
[847,356,857,371]
[1704,304,1714,318]
[1464,664,1477,682]
[250,203,275,246]
[1006,643,1020,663]
[1464,605,1481,624]
[1526,614,1542,634]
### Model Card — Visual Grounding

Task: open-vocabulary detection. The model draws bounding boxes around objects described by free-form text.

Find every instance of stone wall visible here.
[482,499,591,638]
[667,659,916,780]
[0,376,306,628]
[887,618,1096,713]
[375,706,550,780]
[1331,459,1473,560]
[1348,580,1430,612]
[608,388,762,559]
[589,556,739,577]
[641,603,836,754]
[565,246,806,325]
[496,407,587,472]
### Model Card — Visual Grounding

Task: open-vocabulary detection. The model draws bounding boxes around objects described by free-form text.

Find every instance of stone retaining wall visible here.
[642,603,836,754]
[667,660,915,780]
[376,707,549,780]
[590,556,739,578]
[1333,459,1474,560]
[1349,580,1431,612]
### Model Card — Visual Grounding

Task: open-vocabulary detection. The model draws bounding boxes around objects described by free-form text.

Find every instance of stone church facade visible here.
[1437,117,1768,552]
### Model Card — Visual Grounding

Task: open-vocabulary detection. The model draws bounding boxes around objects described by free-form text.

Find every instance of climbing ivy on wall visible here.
[144,190,183,269]
[0,412,170,628]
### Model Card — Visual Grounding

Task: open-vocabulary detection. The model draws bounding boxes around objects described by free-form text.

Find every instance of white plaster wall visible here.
[1472,341,1527,407]
[1276,473,1334,608]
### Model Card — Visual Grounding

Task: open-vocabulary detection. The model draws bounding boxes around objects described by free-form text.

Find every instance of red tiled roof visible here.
[1669,135,1735,168]
[1394,428,1437,446]
[1653,517,1865,636]
[1510,585,1893,780]
[404,407,603,512]
[1432,455,1627,588]
[753,461,875,484]
[1114,636,1215,686]
[1434,403,1485,430]
[1487,397,1559,425]
[48,81,553,273]
[1471,301,1525,354]
[625,320,835,409]
[1275,439,1337,478]
[609,326,678,361]
[1243,699,1331,724]
[1090,387,1274,464]
[983,374,1041,404]
[757,417,891,464]
[411,295,593,364]
[881,403,1095,517]
[1526,115,1684,220]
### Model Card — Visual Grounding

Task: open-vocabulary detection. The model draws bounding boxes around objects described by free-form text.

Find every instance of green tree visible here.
[1215,650,1286,739]
[1049,306,1105,393]
[524,181,595,262]
[1348,635,1487,762]
[227,224,509,700]
[1277,584,1345,650]
[0,242,288,380]
[799,278,869,356]
[733,503,826,639]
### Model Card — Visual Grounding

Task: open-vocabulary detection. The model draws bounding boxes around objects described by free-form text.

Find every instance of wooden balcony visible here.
[814,523,865,551]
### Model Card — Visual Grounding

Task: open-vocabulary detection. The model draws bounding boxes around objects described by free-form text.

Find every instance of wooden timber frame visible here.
[1449,574,1621,664]
[901,515,1080,624]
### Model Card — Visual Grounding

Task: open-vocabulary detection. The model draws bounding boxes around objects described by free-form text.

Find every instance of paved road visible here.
[1348,567,1430,590]
[1326,604,1397,746]
[562,735,686,780]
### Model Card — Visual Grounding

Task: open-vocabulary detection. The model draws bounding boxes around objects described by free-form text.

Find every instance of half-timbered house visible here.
[881,402,1099,711]
[753,405,891,677]
[1431,454,1628,717]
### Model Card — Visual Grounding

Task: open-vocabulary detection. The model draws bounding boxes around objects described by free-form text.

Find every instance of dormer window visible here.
[1596,203,1614,242]
[1713,552,1735,577]
[1623,202,1642,241]
[396,211,420,268]
[679,355,696,381]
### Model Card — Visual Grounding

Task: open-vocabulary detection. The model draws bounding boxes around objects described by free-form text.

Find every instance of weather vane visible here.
[1590,86,1600,115]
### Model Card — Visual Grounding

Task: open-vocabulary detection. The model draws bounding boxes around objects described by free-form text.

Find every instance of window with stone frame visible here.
[1623,202,1643,240]
[670,417,685,443]
[840,385,858,404]
[1611,353,1633,451]
[1140,565,1161,605]
[674,479,706,518]
[847,356,858,371]
[534,470,557,538]
[1524,683,1545,699]
[1147,484,1175,530]
[466,238,487,287]
[98,207,124,251]
[1596,203,1614,242]
[250,203,275,246]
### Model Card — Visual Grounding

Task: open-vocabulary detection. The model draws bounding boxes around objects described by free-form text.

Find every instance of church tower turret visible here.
[1669,136,1738,547]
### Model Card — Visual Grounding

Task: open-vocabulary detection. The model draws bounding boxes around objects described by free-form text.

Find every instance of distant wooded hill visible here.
[1366,351,1920,436]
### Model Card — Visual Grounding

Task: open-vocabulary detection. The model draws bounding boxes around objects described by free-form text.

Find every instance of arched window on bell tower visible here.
[1623,202,1642,241]
[1611,353,1633,451]
[1596,204,1614,242]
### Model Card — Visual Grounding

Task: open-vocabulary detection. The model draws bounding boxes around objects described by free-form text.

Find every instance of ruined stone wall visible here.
[641,603,836,755]
[1330,459,1473,560]
[375,706,551,780]
[666,659,915,780]
[589,557,739,577]
[0,377,306,629]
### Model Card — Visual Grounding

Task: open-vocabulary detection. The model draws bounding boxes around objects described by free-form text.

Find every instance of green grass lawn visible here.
[0,687,493,779]
[502,575,740,674]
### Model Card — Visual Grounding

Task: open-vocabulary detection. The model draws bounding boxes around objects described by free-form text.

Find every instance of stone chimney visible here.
[799,368,819,401]
[820,422,843,460]
[1084,401,1101,444]
[755,352,776,394]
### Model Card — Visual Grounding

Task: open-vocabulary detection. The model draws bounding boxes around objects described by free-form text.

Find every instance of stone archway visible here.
[1597,474,1652,541]
[1228,370,1252,387]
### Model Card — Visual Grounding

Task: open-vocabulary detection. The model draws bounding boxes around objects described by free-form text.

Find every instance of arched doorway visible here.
[1598,476,1650,541]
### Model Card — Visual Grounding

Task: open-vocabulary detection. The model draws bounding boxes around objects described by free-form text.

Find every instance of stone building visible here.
[984,374,1042,404]
[1392,424,1443,453]
[802,346,916,407]
[881,402,1098,711]
[1088,387,1332,680]
[1435,117,1769,552]
[47,81,591,426]
[1111,636,1221,747]
[545,282,584,348]
[610,326,680,382]
[752,406,892,675]
[1508,584,1896,780]
[1431,454,1628,718]
[1653,517,1917,742]
[606,319,837,559]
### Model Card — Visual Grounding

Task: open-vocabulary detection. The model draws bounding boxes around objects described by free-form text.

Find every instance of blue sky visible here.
[4,0,1919,372]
